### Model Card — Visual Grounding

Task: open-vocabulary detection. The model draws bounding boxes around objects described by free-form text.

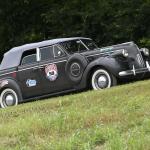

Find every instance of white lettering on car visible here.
[26,79,37,87]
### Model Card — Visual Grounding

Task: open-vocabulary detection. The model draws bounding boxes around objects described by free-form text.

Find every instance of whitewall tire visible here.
[0,88,18,108]
[91,69,117,90]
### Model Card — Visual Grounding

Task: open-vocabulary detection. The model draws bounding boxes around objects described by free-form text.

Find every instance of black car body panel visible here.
[0,37,149,107]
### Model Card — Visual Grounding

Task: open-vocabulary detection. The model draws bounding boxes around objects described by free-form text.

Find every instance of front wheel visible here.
[91,69,117,90]
[0,88,19,108]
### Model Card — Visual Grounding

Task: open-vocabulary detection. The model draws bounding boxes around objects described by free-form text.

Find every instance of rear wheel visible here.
[0,88,19,108]
[91,69,117,90]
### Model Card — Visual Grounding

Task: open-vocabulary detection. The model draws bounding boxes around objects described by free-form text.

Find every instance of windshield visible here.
[81,39,98,50]
[60,39,98,54]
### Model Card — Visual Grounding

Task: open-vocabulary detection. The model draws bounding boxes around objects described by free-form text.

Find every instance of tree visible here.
[0,0,149,61]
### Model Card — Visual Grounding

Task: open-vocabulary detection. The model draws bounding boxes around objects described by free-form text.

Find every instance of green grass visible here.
[1,80,150,150]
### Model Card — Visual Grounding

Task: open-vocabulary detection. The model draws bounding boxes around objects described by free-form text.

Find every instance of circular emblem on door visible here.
[70,63,81,77]
[45,64,58,81]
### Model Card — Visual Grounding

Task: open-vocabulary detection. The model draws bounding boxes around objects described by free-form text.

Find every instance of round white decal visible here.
[45,64,58,81]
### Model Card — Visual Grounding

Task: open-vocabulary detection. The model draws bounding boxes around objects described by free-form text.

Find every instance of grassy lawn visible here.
[0,80,150,150]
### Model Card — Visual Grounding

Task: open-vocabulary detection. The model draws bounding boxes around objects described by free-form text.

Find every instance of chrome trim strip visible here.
[39,60,67,68]
[119,69,148,76]
[36,48,40,62]
[86,49,122,57]
[132,65,136,76]
[18,60,67,71]
[146,61,150,71]
[0,60,67,76]
[0,71,17,77]
[119,61,150,77]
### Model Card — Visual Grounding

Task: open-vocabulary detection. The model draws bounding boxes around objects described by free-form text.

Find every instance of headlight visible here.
[122,49,128,57]
[112,49,128,58]
[141,48,149,56]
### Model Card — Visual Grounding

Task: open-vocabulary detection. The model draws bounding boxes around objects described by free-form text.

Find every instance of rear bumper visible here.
[119,61,150,77]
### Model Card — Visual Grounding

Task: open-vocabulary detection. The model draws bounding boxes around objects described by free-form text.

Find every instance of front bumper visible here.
[119,61,150,77]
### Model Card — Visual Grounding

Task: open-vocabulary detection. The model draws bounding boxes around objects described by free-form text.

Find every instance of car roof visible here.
[0,37,91,70]
[10,37,91,52]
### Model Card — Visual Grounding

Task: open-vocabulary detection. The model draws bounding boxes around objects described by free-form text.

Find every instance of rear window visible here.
[21,54,36,65]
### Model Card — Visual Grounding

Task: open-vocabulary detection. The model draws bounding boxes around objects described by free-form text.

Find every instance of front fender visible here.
[85,57,123,77]
[0,78,23,102]
[76,57,123,89]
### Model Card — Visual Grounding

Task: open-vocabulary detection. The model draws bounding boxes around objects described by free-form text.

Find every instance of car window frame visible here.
[39,45,54,62]
[19,44,67,68]
[59,40,89,54]
[53,45,66,59]
[39,44,67,62]
[21,54,37,65]
[20,48,39,67]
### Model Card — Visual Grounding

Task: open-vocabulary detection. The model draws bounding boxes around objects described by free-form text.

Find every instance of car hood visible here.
[82,41,145,69]
[82,41,136,56]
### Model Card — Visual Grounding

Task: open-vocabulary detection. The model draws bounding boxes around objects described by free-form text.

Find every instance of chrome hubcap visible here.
[92,69,112,90]
[0,89,18,108]
[5,94,14,106]
[97,75,108,88]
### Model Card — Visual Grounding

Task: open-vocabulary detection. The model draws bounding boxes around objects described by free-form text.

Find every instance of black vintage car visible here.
[0,37,149,108]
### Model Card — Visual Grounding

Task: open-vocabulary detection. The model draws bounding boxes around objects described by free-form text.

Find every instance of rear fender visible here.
[0,78,23,102]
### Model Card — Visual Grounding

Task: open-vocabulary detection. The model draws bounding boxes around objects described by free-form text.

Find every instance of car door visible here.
[38,44,73,95]
[17,49,43,99]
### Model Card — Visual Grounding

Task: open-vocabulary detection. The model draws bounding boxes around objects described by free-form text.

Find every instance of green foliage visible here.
[0,0,150,60]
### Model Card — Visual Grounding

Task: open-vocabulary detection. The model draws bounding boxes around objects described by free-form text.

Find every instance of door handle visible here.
[32,67,44,71]
[32,67,39,71]
[39,66,44,69]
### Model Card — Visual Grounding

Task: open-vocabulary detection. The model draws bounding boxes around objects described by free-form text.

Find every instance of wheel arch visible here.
[0,78,23,103]
[80,57,120,89]
[86,65,110,88]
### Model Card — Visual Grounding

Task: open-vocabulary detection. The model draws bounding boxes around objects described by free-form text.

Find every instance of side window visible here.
[60,40,78,54]
[60,40,87,54]
[21,49,37,66]
[53,45,66,58]
[40,46,54,61]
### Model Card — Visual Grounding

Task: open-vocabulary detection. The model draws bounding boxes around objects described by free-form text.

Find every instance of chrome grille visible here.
[136,53,145,67]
